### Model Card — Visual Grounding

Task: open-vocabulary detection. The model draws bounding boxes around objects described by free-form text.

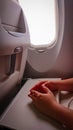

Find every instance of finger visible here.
[42,81,56,91]
[28,90,40,101]
[28,93,36,101]
[41,86,52,93]
[30,81,47,92]
[31,90,41,97]
[42,81,50,87]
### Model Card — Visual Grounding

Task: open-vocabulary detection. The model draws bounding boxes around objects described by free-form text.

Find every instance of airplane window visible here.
[19,0,58,48]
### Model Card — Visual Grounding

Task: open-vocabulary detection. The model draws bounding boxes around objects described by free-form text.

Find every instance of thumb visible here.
[42,85,50,93]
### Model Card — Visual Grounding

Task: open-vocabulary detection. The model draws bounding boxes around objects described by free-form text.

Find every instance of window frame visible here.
[19,0,59,50]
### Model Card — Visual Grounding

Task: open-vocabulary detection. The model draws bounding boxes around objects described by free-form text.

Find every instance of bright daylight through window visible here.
[19,0,57,47]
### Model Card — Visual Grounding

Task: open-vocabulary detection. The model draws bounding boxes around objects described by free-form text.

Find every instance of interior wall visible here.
[24,0,73,79]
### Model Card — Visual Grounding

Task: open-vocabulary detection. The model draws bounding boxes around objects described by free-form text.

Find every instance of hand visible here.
[30,80,58,92]
[42,80,60,91]
[28,86,57,117]
[30,81,48,93]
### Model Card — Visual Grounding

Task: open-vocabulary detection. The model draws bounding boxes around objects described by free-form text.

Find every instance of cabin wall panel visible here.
[24,0,73,79]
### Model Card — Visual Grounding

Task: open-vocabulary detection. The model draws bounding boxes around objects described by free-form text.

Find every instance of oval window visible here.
[19,0,58,48]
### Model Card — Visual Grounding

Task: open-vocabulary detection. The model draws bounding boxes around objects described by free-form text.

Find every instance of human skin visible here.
[28,78,73,130]
[30,78,73,92]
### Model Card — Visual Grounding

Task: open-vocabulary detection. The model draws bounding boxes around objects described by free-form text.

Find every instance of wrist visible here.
[49,81,59,90]
[47,101,59,117]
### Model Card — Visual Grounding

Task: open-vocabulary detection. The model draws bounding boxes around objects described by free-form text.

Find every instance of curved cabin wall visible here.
[24,0,73,79]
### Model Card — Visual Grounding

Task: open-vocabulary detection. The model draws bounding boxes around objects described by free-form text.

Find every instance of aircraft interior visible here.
[0,0,73,130]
